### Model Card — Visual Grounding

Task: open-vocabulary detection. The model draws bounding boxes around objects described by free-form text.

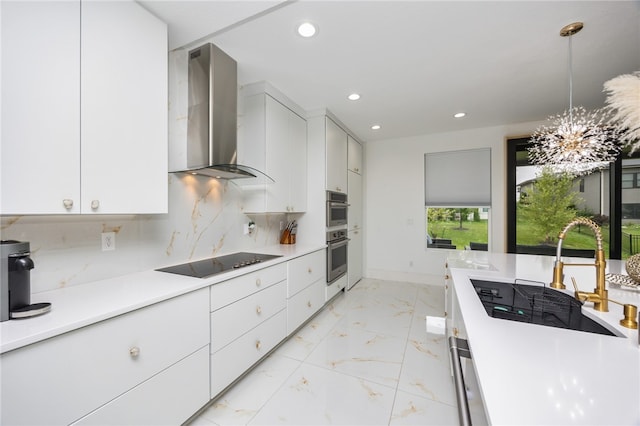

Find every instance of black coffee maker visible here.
[1,240,51,321]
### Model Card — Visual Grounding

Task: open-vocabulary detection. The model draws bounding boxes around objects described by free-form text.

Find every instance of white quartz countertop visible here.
[447,251,640,425]
[0,244,325,354]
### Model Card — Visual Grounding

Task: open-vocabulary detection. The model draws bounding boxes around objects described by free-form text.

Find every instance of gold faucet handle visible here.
[570,277,589,302]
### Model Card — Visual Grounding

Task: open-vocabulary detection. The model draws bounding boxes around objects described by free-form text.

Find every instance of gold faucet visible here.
[550,217,608,312]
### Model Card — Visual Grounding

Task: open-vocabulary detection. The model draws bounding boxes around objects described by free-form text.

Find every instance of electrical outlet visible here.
[101,232,116,251]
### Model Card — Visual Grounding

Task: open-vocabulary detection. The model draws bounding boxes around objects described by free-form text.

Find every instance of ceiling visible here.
[139,0,640,143]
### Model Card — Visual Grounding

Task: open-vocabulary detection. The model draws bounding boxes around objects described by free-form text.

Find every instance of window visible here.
[425,148,491,250]
[622,169,640,188]
[508,137,640,259]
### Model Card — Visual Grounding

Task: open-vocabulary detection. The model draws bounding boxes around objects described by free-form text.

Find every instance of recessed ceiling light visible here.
[297,22,317,38]
[371,124,381,130]
[454,112,466,118]
[348,93,360,101]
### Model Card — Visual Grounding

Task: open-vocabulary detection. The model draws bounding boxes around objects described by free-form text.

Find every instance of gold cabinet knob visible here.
[129,346,140,358]
[91,199,100,210]
[308,267,312,274]
[62,199,74,210]
[256,305,262,315]
[255,340,262,350]
[256,278,261,286]
[307,301,312,308]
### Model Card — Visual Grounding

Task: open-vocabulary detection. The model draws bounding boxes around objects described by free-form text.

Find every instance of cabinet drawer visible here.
[211,280,286,352]
[287,278,325,334]
[210,309,286,398]
[287,250,325,296]
[0,289,209,426]
[210,263,286,311]
[72,345,209,425]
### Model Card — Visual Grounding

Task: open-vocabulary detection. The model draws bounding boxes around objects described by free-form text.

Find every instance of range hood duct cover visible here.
[178,43,272,183]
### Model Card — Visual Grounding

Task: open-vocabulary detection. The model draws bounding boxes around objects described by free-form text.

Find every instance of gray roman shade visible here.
[424,148,491,206]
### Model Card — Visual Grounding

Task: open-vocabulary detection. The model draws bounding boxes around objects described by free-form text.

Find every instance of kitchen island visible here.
[446,251,640,425]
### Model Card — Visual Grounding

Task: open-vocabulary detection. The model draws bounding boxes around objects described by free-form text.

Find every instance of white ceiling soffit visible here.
[137,0,290,50]
[139,1,640,143]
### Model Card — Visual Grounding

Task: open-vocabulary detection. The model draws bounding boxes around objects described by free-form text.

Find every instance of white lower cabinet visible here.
[210,310,287,398]
[0,289,209,426]
[286,250,326,334]
[209,263,288,399]
[326,274,347,301]
[287,279,325,334]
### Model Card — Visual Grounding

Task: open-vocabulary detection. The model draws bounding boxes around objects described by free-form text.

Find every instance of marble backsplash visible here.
[0,174,286,294]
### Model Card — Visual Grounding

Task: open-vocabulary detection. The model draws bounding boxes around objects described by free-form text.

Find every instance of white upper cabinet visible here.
[240,84,307,213]
[325,117,348,193]
[1,0,167,215]
[347,135,363,175]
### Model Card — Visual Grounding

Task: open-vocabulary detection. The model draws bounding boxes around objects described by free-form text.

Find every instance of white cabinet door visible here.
[287,249,325,296]
[264,95,291,212]
[73,346,210,426]
[348,228,363,289]
[81,0,167,214]
[288,107,308,212]
[1,1,81,214]
[325,117,348,193]
[348,135,363,174]
[287,278,325,334]
[347,170,362,231]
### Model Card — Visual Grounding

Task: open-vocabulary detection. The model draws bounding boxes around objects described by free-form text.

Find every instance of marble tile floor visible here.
[190,278,458,426]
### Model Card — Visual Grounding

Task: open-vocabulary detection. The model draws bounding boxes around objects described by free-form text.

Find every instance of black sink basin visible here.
[470,279,617,336]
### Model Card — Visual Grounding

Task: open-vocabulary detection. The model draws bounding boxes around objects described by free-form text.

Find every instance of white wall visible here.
[364,120,545,285]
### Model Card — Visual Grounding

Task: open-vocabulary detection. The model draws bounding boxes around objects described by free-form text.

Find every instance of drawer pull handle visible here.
[91,199,100,210]
[255,340,262,350]
[256,306,262,315]
[256,278,261,286]
[307,301,312,308]
[63,199,74,209]
[308,267,312,274]
[129,347,140,358]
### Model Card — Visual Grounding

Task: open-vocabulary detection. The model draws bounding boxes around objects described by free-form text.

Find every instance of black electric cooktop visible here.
[156,252,281,279]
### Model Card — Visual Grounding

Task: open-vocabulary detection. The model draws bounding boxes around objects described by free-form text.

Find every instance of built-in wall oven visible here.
[326,228,348,283]
[326,191,348,227]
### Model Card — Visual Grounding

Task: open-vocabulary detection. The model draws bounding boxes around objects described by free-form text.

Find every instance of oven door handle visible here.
[329,238,350,248]
[448,336,472,426]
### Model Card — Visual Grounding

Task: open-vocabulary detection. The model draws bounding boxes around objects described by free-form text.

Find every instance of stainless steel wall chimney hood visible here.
[171,43,272,183]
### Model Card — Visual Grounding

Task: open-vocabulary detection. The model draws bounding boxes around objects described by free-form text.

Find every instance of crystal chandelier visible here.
[528,22,620,176]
